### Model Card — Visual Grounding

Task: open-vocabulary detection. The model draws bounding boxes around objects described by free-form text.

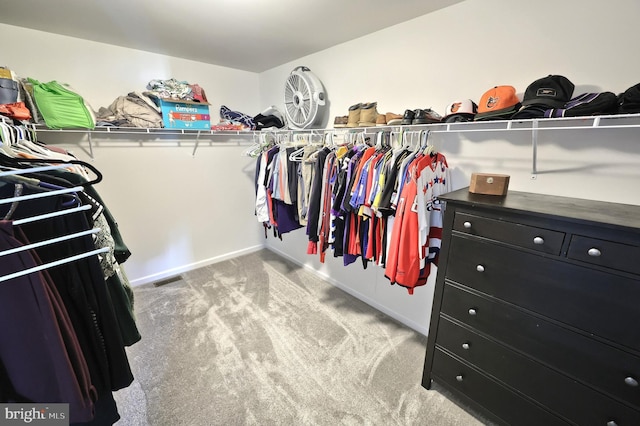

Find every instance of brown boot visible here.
[358,102,378,127]
[375,114,387,126]
[347,103,362,127]
[385,112,403,125]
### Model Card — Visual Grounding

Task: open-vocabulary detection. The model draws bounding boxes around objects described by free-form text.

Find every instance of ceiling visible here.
[0,0,463,73]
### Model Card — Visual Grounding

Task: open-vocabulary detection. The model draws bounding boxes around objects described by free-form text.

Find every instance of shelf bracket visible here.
[531,120,538,178]
[87,131,94,159]
[192,130,202,157]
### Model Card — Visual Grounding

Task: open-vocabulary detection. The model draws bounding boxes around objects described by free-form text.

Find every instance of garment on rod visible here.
[251,135,450,294]
[0,150,138,425]
[250,133,450,294]
[0,220,96,422]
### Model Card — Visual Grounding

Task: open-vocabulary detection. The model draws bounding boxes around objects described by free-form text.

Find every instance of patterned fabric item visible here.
[147,78,192,100]
[189,84,208,103]
[220,105,255,129]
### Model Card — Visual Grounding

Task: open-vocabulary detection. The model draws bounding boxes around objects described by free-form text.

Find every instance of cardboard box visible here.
[469,173,510,196]
[158,98,210,130]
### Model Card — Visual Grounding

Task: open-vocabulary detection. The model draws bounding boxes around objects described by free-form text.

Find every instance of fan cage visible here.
[283,67,325,129]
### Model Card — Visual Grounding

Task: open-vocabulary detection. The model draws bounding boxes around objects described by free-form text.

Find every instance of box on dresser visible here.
[422,188,640,426]
[468,173,510,196]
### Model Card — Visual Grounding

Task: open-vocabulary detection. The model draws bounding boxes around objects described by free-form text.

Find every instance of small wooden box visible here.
[469,173,510,196]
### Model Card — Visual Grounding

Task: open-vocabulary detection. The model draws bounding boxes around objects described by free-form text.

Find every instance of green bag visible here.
[28,78,95,129]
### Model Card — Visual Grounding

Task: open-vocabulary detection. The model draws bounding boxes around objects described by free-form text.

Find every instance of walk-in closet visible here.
[1,0,640,424]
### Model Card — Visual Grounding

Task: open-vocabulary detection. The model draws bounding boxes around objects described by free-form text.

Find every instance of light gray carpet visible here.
[113,249,491,425]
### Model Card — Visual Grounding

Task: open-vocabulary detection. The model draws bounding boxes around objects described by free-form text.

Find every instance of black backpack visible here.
[544,92,618,118]
[617,83,640,113]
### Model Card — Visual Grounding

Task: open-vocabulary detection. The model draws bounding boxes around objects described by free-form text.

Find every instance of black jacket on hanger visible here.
[0,181,133,425]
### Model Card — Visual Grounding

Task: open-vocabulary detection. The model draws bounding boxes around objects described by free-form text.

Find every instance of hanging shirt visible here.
[255,151,270,223]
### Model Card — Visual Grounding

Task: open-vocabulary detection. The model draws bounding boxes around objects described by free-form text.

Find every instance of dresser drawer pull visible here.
[624,376,639,387]
[462,343,470,350]
[468,308,477,316]
[533,236,544,245]
[463,221,472,229]
[455,375,464,382]
[476,265,485,272]
[607,421,619,426]
[588,247,602,257]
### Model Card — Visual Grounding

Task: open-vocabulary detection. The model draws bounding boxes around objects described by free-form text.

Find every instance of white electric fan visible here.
[283,66,327,129]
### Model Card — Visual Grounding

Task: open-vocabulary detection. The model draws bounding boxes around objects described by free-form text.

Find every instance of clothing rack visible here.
[0,163,109,283]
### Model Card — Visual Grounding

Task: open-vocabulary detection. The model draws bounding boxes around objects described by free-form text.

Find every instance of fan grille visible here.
[284,69,322,129]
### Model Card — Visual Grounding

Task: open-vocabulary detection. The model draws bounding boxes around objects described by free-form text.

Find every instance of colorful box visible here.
[158,98,210,130]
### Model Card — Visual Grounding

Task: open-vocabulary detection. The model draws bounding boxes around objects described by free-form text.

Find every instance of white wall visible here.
[3,0,640,335]
[258,0,640,335]
[0,23,265,284]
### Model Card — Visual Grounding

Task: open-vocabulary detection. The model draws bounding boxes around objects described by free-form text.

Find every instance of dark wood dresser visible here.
[422,188,640,425]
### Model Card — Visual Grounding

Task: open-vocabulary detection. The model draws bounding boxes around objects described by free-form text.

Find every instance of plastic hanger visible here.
[243,132,275,158]
[288,133,324,162]
[0,156,103,186]
[418,130,435,155]
[0,247,109,283]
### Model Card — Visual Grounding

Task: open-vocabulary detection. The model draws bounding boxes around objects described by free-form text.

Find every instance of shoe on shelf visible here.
[254,113,285,130]
[258,105,286,125]
[385,112,403,126]
[334,115,349,128]
[254,105,287,130]
[358,102,379,127]
[347,103,362,127]
[412,108,443,125]
[401,109,416,125]
[375,113,387,126]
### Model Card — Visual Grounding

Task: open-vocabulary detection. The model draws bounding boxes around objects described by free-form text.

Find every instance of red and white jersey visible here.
[416,153,450,267]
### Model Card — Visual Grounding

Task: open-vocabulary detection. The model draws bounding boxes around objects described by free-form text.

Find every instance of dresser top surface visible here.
[440,188,640,231]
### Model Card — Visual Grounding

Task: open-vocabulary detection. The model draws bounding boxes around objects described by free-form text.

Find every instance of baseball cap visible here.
[520,75,575,108]
[474,86,521,121]
[443,99,478,123]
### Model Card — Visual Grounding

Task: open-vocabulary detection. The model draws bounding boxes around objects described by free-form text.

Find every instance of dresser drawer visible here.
[568,235,640,275]
[441,283,640,408]
[431,348,569,426]
[436,316,640,425]
[453,212,565,255]
[446,235,640,352]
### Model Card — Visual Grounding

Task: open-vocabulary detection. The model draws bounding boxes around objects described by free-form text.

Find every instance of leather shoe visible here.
[412,108,443,125]
[401,109,415,125]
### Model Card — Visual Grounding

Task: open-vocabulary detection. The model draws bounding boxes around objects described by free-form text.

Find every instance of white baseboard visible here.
[129,245,265,286]
[266,246,429,336]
